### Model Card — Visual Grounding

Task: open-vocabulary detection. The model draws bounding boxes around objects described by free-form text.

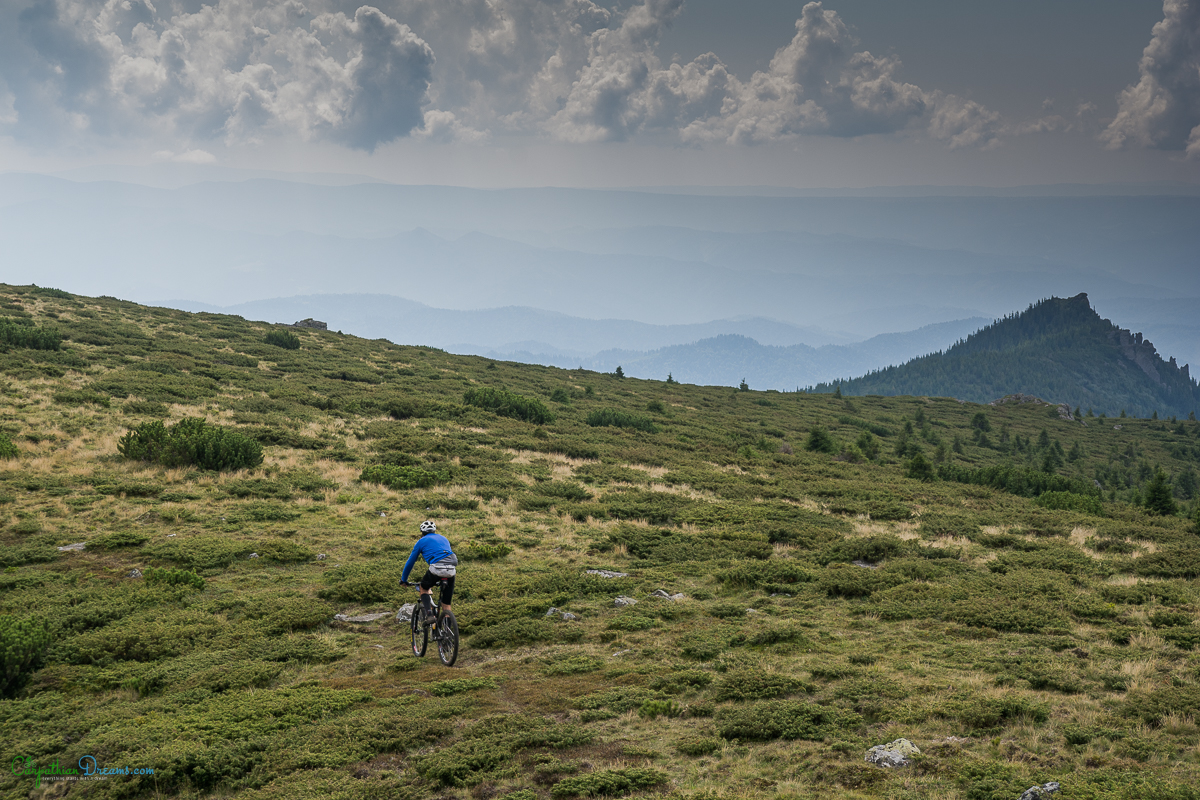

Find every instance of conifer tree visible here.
[1144,468,1178,516]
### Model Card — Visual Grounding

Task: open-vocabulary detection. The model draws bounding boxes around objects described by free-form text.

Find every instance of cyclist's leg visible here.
[418,571,438,619]
[439,576,455,613]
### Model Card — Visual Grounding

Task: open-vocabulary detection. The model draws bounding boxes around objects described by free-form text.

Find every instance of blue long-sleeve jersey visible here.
[401,532,455,582]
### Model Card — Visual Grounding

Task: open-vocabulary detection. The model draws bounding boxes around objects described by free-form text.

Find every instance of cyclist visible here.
[399,520,458,625]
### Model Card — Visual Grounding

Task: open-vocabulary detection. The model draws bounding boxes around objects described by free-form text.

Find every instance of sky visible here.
[1,0,1198,188]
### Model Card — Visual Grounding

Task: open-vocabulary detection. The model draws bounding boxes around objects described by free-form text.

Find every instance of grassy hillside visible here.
[2,283,1200,800]
[817,294,1200,419]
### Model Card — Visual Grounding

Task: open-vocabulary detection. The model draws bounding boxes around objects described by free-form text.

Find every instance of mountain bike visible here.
[405,577,459,666]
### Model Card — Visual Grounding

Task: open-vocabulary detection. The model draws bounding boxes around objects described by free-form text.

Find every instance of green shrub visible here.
[0,433,18,459]
[90,530,151,549]
[118,418,264,471]
[1,616,51,697]
[143,567,206,591]
[0,318,62,350]
[52,388,111,407]
[718,559,813,591]
[676,736,721,756]
[1035,490,1103,516]
[711,670,809,701]
[464,387,553,424]
[264,329,301,349]
[585,408,659,433]
[638,699,681,719]
[715,699,860,741]
[818,563,910,598]
[805,426,837,454]
[359,463,449,490]
[544,655,604,676]
[460,543,513,561]
[550,768,667,797]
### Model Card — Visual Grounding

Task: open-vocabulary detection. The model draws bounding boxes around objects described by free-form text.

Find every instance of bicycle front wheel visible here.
[411,607,428,657]
[437,610,459,666]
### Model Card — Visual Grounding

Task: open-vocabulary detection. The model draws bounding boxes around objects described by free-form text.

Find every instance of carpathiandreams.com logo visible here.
[11,755,154,786]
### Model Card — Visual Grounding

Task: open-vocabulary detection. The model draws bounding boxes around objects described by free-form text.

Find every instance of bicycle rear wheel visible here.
[437,610,459,666]
[411,606,428,657]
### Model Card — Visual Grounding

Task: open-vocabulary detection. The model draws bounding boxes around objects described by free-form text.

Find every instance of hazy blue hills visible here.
[169,293,989,388]
[480,318,992,391]
[819,294,1200,418]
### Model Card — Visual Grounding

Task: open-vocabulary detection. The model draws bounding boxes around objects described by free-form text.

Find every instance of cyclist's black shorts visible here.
[420,570,454,605]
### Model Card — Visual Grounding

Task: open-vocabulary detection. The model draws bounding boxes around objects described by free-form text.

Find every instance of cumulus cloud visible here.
[1,0,434,150]
[1101,0,1200,155]
[0,0,1009,152]
[683,3,1003,148]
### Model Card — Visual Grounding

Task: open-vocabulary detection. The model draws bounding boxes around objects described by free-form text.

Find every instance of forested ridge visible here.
[815,294,1200,418]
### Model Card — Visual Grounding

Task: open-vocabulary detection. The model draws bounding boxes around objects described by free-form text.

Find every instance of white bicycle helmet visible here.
[419,520,437,534]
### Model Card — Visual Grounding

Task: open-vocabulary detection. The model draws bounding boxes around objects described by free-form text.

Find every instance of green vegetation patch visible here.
[585,408,659,433]
[715,699,861,741]
[464,386,554,424]
[118,418,264,471]
[359,464,449,490]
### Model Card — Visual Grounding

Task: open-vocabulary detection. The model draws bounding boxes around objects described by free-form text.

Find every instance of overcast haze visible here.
[0,0,1198,389]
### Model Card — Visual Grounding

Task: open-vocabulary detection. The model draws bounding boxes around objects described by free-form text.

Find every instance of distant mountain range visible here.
[819,293,1200,418]
[168,293,991,389]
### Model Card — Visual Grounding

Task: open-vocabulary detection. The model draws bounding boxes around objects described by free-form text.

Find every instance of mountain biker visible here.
[399,520,458,625]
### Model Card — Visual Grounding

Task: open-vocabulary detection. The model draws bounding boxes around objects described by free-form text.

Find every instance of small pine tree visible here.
[1144,468,1178,516]
[739,379,749,392]
[833,385,842,399]
[614,366,625,379]
[666,373,676,384]
[1152,411,1159,420]
[906,452,935,482]
[805,426,837,454]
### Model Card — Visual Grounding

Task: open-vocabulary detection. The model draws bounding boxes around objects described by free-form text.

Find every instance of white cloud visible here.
[1101,0,1200,155]
[2,0,434,150]
[153,148,217,163]
[0,0,1009,152]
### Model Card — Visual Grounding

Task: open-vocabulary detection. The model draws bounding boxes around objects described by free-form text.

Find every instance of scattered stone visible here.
[166,533,177,538]
[127,568,143,579]
[1113,424,1123,430]
[395,603,415,622]
[942,736,970,744]
[248,552,260,559]
[651,589,671,599]
[316,554,327,561]
[562,612,578,621]
[57,542,86,552]
[865,738,921,768]
[770,593,793,598]
[852,560,879,569]
[614,596,638,607]
[1056,403,1075,422]
[335,612,392,623]
[612,649,632,657]
[372,645,384,649]
[587,569,629,579]
[291,318,327,330]
[1018,782,1061,800]
[746,608,760,614]
[379,512,387,518]
[669,593,686,601]
[1093,479,1102,489]
[546,607,562,616]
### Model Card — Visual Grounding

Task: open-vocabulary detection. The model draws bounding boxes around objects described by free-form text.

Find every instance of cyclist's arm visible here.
[400,542,423,584]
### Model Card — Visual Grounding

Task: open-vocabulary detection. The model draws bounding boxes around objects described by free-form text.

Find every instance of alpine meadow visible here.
[3,283,1200,800]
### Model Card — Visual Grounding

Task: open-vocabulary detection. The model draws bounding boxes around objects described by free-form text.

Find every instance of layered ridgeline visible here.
[817,294,1200,418]
[3,283,1200,800]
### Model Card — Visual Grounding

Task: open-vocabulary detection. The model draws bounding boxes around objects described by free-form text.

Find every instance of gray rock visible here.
[248,552,260,559]
[395,603,415,622]
[316,553,327,561]
[57,542,86,552]
[614,596,638,607]
[1018,782,1061,800]
[546,607,562,616]
[167,533,176,537]
[1114,424,1123,430]
[746,608,760,614]
[865,738,921,768]
[612,649,632,657]
[852,560,878,569]
[651,589,671,599]
[669,593,686,601]
[127,568,143,579]
[562,612,578,621]
[587,569,629,579]
[334,612,392,623]
[1056,404,1075,422]
[291,318,328,330]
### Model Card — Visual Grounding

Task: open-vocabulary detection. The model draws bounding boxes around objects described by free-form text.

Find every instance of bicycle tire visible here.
[437,610,459,666]
[411,606,428,657]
